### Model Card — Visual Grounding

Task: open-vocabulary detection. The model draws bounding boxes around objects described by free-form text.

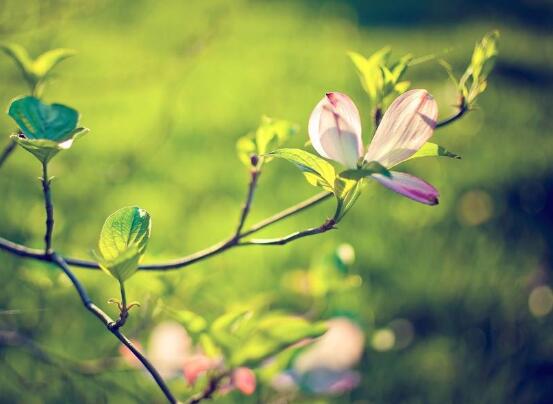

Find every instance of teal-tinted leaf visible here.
[340,161,391,180]
[407,142,461,161]
[32,48,76,78]
[8,96,78,141]
[269,148,335,191]
[95,206,151,282]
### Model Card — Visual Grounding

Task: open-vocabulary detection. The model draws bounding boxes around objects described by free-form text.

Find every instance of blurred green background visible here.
[1,0,553,402]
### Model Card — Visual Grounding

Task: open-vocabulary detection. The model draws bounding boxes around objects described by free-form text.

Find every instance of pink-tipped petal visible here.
[308,92,363,168]
[232,367,256,395]
[365,89,438,168]
[372,171,439,205]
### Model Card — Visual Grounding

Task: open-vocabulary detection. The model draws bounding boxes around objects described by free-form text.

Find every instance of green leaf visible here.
[95,206,151,282]
[211,310,255,349]
[171,309,208,335]
[8,96,79,141]
[339,161,391,181]
[349,48,411,105]
[406,142,461,161]
[236,135,257,166]
[268,148,336,192]
[236,116,297,167]
[32,48,76,78]
[198,333,223,358]
[459,31,500,104]
[1,44,76,93]
[10,127,89,164]
[1,43,35,86]
[230,313,327,367]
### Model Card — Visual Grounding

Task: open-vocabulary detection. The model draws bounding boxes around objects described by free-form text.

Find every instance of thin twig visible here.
[233,169,260,238]
[0,138,16,169]
[188,373,228,404]
[50,253,177,404]
[240,218,336,246]
[41,162,54,254]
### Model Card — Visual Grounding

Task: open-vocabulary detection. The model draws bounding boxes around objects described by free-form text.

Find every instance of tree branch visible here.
[0,191,333,271]
[188,372,228,404]
[50,253,177,404]
[0,138,16,170]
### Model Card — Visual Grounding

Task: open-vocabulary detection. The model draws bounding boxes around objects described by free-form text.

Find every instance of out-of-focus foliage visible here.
[0,0,553,403]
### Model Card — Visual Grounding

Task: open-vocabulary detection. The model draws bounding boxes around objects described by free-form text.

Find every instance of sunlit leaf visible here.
[268,148,336,191]
[95,206,151,282]
[236,116,297,167]
[406,142,461,161]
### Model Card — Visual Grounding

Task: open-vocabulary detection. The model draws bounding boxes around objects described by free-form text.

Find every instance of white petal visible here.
[365,89,438,168]
[308,92,363,168]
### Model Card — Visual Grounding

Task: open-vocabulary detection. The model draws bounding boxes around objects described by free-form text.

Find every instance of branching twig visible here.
[0,191,333,271]
[188,373,228,404]
[50,253,177,404]
[240,218,337,246]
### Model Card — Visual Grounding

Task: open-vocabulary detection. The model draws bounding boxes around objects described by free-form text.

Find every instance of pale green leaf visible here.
[95,206,151,282]
[269,148,336,191]
[32,48,76,78]
[230,313,327,366]
[406,142,461,161]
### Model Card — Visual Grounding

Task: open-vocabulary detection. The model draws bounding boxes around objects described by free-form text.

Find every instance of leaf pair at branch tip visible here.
[1,43,76,96]
[348,47,412,108]
[439,31,499,107]
[236,116,298,168]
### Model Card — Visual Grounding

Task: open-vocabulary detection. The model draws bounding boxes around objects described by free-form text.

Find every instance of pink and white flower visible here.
[308,89,439,205]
